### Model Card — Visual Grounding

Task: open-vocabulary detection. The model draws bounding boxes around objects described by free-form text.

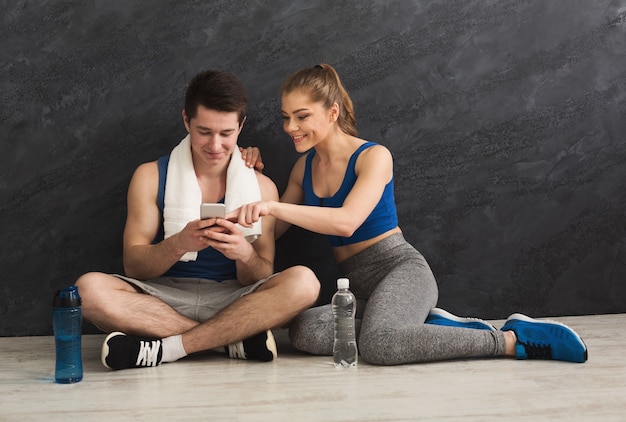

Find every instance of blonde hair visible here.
[281,63,357,136]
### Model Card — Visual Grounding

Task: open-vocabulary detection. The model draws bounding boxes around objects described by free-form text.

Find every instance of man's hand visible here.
[200,218,255,262]
[172,217,223,254]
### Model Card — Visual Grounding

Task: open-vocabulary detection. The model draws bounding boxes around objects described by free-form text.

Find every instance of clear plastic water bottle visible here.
[53,286,83,383]
[332,277,358,368]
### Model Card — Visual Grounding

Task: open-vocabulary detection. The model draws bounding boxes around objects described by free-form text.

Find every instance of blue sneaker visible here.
[425,308,496,331]
[501,313,588,363]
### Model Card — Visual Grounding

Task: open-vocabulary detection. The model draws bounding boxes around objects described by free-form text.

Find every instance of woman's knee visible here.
[358,329,404,366]
[288,306,333,355]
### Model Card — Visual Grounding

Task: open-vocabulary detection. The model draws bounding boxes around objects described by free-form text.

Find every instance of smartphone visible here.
[200,203,226,219]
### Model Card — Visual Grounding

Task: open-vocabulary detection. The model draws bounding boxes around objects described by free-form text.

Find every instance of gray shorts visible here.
[113,274,276,322]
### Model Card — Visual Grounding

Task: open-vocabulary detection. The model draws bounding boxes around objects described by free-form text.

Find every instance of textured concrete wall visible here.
[1,0,625,335]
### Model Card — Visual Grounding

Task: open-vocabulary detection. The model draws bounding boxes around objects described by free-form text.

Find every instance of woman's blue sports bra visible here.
[302,142,398,247]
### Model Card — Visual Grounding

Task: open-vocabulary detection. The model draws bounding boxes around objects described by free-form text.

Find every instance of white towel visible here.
[163,135,262,262]
[225,146,262,242]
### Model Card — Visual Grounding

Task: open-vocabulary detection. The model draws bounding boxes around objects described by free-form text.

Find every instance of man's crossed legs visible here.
[75,266,320,370]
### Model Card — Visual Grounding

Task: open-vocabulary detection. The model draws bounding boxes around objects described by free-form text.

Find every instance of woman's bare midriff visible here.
[332,227,403,263]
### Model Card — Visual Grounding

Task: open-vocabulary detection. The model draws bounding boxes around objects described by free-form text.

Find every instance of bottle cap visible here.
[53,286,82,308]
[337,278,349,289]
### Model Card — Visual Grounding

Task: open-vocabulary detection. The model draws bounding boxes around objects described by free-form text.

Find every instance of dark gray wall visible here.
[2,0,625,336]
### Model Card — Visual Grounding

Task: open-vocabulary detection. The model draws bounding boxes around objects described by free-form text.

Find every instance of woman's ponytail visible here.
[281,63,357,136]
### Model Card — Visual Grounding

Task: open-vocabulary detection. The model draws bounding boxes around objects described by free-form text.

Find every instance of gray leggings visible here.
[288,233,506,365]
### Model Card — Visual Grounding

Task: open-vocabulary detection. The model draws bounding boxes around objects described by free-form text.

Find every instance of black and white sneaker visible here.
[226,330,277,362]
[101,331,163,370]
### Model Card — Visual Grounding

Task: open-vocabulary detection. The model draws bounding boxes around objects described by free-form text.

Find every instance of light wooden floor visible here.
[1,314,625,421]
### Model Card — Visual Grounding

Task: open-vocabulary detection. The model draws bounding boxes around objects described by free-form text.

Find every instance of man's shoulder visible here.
[254,170,279,200]
[255,170,276,188]
[130,160,160,183]
[135,160,159,174]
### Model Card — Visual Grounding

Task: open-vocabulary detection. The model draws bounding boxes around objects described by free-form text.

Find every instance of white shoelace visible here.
[228,341,246,359]
[136,340,161,367]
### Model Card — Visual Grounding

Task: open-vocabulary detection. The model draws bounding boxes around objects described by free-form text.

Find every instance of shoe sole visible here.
[428,308,497,331]
[101,331,125,369]
[503,313,588,361]
[228,330,278,361]
[265,330,277,360]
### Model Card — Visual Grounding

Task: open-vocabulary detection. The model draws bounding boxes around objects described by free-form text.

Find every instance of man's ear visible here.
[239,115,247,131]
[182,109,190,131]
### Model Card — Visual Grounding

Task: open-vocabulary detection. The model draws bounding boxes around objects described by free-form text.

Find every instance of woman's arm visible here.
[235,145,393,237]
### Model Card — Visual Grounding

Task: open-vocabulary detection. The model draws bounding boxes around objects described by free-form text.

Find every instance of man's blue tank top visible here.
[302,142,398,247]
[154,155,236,281]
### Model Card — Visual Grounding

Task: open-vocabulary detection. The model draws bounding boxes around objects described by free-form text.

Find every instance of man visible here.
[76,70,320,370]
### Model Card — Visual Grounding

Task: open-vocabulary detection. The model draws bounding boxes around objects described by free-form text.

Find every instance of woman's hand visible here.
[226,201,273,228]
[239,146,264,171]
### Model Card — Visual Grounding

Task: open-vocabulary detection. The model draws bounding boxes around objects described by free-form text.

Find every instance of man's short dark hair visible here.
[184,70,248,124]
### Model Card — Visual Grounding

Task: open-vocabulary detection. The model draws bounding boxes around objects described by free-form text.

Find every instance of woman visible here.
[235,64,587,365]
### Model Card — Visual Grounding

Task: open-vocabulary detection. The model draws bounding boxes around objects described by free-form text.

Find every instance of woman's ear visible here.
[330,102,339,123]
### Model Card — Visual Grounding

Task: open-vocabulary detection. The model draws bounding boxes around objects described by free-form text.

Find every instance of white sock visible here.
[161,335,187,363]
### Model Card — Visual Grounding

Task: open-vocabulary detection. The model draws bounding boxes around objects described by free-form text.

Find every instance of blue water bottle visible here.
[53,286,83,383]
